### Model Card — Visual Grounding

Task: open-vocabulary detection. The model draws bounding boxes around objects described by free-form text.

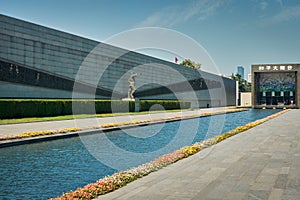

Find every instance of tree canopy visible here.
[231,73,251,92]
[180,59,201,70]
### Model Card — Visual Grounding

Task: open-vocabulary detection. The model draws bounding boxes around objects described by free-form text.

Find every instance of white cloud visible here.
[136,0,226,27]
[263,5,300,25]
[260,1,268,10]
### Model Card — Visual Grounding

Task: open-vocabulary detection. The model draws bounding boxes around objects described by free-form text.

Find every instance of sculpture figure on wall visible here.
[128,72,137,99]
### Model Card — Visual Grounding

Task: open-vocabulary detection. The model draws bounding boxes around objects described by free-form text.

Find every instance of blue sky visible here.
[1,0,300,77]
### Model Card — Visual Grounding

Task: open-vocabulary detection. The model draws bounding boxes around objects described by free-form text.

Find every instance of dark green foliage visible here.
[231,73,251,92]
[0,100,190,119]
[0,100,134,119]
[0,100,61,118]
[139,100,190,112]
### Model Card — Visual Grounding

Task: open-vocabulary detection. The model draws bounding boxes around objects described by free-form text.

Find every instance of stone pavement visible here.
[0,107,230,137]
[95,109,300,200]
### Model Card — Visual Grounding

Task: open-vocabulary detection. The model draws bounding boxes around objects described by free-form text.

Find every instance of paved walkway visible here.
[96,109,300,200]
[0,107,231,137]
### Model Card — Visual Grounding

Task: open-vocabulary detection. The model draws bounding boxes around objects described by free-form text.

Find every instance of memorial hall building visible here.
[252,64,300,108]
[0,14,237,108]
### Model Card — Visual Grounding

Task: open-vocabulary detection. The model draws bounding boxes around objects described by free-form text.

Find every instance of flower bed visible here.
[50,109,289,200]
[0,108,246,141]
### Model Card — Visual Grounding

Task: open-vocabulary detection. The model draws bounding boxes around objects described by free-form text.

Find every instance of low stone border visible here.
[50,109,289,200]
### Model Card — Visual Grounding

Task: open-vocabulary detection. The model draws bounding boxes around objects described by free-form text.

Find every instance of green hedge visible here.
[139,100,191,112]
[0,100,135,119]
[0,99,190,119]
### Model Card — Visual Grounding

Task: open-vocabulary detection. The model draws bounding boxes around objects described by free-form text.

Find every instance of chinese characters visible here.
[258,65,293,71]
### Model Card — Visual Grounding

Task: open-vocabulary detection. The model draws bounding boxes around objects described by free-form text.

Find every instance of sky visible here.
[1,0,300,78]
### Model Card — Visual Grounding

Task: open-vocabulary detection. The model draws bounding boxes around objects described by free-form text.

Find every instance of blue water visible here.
[0,109,279,199]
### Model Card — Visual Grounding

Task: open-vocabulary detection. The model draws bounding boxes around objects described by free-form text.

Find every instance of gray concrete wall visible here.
[0,81,106,99]
[0,14,236,107]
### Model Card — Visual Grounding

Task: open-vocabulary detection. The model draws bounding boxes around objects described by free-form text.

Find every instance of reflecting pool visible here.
[0,109,279,199]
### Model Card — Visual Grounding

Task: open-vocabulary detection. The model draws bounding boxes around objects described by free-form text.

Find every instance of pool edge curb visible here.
[0,108,247,148]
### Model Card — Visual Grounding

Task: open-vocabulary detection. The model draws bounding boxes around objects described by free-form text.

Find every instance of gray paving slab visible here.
[0,107,231,136]
[94,109,300,200]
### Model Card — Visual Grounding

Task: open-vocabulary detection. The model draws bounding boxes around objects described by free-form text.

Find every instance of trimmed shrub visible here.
[0,100,65,118]
[0,99,188,119]
[139,100,190,112]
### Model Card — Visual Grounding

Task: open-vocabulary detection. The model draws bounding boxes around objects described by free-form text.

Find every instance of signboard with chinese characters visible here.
[257,65,294,71]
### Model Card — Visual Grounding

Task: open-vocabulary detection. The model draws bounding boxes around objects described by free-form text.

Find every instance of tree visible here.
[231,73,251,92]
[180,59,201,70]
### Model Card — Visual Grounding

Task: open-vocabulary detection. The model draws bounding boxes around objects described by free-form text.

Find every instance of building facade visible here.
[247,74,252,83]
[0,14,237,107]
[252,64,299,108]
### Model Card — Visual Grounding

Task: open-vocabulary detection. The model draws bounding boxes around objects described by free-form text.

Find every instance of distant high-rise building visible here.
[237,66,245,80]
